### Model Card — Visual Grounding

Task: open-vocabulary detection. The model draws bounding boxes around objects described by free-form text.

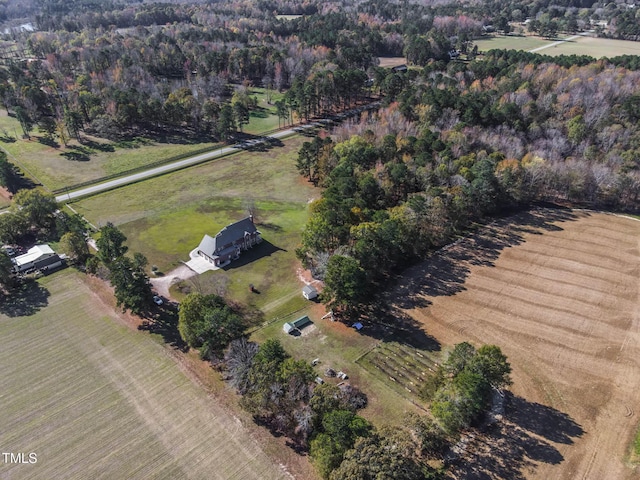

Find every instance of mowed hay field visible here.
[0,271,286,480]
[393,209,640,479]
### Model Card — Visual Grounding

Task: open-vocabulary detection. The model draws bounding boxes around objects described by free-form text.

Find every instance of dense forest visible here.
[297,48,640,310]
[0,0,638,145]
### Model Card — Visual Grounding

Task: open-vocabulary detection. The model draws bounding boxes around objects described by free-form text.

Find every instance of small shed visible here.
[283,315,312,335]
[302,284,318,300]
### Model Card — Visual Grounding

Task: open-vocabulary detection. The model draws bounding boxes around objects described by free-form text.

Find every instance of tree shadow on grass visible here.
[37,136,60,148]
[447,392,584,480]
[352,301,442,352]
[80,139,115,152]
[0,279,50,317]
[138,302,188,351]
[60,151,90,162]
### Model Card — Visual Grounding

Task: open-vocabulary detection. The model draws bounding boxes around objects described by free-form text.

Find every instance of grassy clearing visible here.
[474,35,551,52]
[74,135,318,323]
[251,312,423,425]
[357,342,440,399]
[0,86,287,191]
[72,131,422,426]
[474,34,640,58]
[244,87,286,135]
[631,426,640,464]
[72,133,423,427]
[378,57,407,68]
[541,36,640,58]
[0,109,221,191]
[0,270,285,480]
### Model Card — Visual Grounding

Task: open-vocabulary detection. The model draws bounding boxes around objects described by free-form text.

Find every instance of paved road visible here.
[54,103,379,203]
[528,31,593,53]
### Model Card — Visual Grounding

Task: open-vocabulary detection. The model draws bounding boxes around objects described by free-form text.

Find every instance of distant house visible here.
[302,284,318,300]
[13,245,63,273]
[196,216,261,268]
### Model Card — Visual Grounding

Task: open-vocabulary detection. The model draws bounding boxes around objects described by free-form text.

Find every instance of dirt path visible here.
[391,209,640,480]
[150,264,197,299]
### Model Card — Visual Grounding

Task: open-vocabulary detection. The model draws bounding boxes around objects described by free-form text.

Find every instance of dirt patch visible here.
[150,264,197,299]
[0,185,11,201]
[391,209,640,480]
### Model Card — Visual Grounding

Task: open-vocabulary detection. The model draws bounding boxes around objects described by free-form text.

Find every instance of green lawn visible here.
[71,133,423,427]
[74,136,318,311]
[244,87,286,135]
[0,86,290,192]
[0,109,221,191]
[251,314,424,425]
[0,270,286,480]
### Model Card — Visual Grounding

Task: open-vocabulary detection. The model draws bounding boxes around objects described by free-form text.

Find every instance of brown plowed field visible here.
[394,209,640,480]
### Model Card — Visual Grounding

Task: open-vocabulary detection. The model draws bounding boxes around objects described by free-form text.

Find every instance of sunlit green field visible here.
[0,109,220,191]
[0,87,284,192]
[0,270,285,480]
[541,36,640,58]
[474,35,550,52]
[475,34,640,58]
[73,136,318,319]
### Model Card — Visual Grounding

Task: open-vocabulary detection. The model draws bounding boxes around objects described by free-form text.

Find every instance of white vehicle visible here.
[152,295,164,305]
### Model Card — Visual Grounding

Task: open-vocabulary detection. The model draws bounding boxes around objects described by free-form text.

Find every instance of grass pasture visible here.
[392,209,640,480]
[243,87,286,135]
[73,135,318,320]
[474,34,640,58]
[0,108,220,191]
[250,311,424,425]
[0,270,285,480]
[378,57,407,68]
[541,36,640,58]
[474,35,552,52]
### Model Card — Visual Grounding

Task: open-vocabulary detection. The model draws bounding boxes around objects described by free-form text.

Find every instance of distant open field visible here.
[0,270,286,480]
[378,57,407,68]
[73,135,319,319]
[474,35,551,52]
[392,209,640,479]
[541,36,640,58]
[475,34,640,58]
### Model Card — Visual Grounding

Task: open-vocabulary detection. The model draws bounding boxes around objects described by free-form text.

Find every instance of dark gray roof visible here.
[212,217,258,252]
[197,234,217,257]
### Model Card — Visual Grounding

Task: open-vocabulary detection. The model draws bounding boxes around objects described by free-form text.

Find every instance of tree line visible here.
[295,52,639,313]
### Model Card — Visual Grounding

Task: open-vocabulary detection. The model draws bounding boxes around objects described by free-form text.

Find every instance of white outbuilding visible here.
[302,284,318,300]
